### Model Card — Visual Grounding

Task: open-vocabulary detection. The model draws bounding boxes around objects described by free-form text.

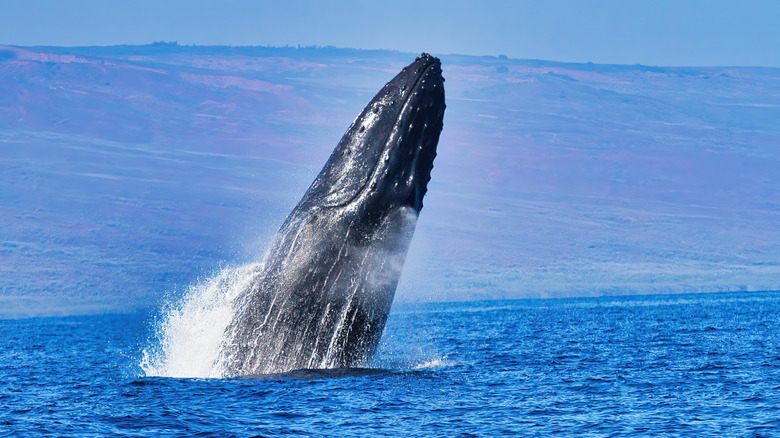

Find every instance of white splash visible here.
[412,357,453,369]
[140,263,262,378]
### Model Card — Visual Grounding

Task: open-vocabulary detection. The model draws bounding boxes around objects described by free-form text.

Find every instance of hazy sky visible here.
[2,0,779,67]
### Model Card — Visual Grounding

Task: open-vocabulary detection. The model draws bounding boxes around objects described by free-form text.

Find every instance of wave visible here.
[140,263,262,378]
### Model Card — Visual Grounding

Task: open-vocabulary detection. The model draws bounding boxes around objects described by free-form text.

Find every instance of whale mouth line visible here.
[324,57,440,210]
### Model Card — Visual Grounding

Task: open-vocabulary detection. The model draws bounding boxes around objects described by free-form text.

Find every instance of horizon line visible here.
[2,42,777,70]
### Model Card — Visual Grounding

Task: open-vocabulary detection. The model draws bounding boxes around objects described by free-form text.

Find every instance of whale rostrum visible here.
[219,53,446,375]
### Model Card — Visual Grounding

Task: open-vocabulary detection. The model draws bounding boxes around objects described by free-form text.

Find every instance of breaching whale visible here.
[220,53,446,376]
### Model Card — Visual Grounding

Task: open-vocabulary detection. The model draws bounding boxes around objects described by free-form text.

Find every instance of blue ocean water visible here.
[2,291,779,436]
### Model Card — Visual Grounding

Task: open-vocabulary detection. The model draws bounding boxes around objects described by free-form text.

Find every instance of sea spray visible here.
[138,257,446,378]
[140,263,262,378]
[220,207,419,375]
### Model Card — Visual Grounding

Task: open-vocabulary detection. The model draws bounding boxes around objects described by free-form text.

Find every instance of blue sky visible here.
[2,0,778,67]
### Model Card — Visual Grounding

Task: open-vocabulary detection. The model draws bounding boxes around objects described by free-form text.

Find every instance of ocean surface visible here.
[2,290,779,437]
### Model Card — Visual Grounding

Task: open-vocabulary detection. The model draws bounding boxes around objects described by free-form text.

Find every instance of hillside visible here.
[1,44,779,317]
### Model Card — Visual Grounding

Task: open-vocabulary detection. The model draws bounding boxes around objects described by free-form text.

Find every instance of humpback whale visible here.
[220,53,445,376]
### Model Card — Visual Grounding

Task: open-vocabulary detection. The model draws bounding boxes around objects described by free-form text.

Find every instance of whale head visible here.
[303,53,446,217]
